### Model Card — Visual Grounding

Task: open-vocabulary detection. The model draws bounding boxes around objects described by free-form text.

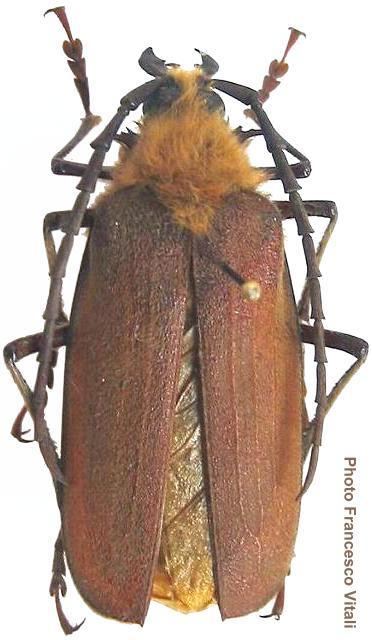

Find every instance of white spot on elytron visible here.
[102,377,106,382]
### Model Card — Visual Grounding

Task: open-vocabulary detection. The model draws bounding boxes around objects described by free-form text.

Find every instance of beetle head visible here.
[139,47,225,116]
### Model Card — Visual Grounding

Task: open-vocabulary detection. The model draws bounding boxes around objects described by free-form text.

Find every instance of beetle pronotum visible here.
[3,4,368,636]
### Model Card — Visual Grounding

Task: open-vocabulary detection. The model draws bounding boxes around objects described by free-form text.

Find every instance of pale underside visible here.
[151,324,216,612]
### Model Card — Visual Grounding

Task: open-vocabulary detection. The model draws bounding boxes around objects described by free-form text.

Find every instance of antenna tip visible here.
[44,6,65,18]
[241,280,261,301]
[288,26,306,38]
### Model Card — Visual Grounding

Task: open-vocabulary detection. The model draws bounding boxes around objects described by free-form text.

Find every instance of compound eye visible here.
[203,90,225,114]
[142,80,181,115]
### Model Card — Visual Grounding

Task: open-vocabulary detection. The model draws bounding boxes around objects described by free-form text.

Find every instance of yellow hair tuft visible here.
[97,69,266,234]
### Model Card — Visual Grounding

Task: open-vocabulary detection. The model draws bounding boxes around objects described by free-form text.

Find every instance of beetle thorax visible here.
[98,70,265,234]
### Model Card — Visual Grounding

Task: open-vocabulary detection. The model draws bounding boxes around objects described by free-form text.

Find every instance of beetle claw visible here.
[11,405,34,443]
[260,582,285,619]
[260,612,281,620]
[50,568,85,635]
[54,587,85,635]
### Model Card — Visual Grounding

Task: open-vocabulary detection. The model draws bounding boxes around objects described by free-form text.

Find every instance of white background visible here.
[1,1,371,639]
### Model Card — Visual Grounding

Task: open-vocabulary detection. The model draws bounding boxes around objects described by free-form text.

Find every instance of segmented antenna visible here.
[44,6,93,117]
[245,27,305,120]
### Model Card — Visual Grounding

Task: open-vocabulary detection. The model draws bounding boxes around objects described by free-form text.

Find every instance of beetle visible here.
[4,5,368,635]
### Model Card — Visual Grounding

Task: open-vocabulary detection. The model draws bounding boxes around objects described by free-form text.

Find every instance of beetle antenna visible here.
[220,261,261,301]
[198,238,261,301]
[259,27,306,104]
[44,6,97,119]
[244,27,305,121]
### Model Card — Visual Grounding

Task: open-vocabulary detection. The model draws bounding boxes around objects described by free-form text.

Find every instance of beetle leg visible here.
[261,135,310,179]
[276,200,338,321]
[11,405,31,443]
[3,326,68,442]
[4,325,81,632]
[301,325,368,462]
[49,119,116,180]
[266,137,311,180]
[43,210,93,324]
[49,529,85,635]
[260,582,285,620]
[44,210,93,266]
[234,127,311,179]
[4,211,91,446]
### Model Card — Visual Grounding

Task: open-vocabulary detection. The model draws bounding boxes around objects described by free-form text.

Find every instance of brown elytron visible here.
[193,192,302,618]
